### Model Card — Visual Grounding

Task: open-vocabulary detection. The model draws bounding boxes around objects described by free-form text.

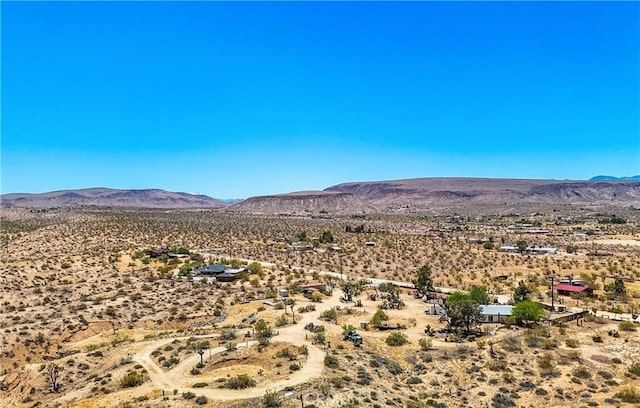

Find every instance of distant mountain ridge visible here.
[590,175,640,181]
[4,176,640,212]
[1,188,228,209]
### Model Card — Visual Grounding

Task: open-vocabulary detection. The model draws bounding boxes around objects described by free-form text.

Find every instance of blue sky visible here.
[2,1,639,198]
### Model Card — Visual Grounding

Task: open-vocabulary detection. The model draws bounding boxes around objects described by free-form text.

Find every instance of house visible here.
[499,246,519,253]
[479,305,514,323]
[527,247,557,255]
[215,272,238,282]
[558,278,587,286]
[197,264,226,276]
[555,284,592,296]
[146,248,169,258]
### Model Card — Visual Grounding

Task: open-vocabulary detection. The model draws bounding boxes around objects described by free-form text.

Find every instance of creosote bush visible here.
[385,332,408,346]
[121,372,144,388]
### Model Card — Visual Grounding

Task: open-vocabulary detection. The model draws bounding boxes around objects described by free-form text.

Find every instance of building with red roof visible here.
[555,284,593,296]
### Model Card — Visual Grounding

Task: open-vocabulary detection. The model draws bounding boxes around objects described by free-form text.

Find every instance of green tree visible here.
[444,293,481,335]
[605,277,626,298]
[512,300,545,326]
[513,281,533,303]
[255,319,273,347]
[319,230,334,243]
[516,240,528,253]
[370,309,388,326]
[469,285,491,305]
[247,262,264,276]
[412,265,434,297]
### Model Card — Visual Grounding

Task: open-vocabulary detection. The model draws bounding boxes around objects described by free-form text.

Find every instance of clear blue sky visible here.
[2,1,639,198]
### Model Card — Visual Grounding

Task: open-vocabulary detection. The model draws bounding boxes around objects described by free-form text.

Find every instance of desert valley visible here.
[1,177,640,408]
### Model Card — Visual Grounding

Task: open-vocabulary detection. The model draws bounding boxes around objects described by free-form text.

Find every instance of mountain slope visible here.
[325,177,640,212]
[229,190,376,214]
[1,188,228,209]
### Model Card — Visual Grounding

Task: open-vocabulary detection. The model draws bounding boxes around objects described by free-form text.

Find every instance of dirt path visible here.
[131,292,344,400]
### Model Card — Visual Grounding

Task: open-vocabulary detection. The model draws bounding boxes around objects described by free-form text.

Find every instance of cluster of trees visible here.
[444,287,488,335]
[345,224,372,233]
[412,265,546,335]
[598,214,626,224]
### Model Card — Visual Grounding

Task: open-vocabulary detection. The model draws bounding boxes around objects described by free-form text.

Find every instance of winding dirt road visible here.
[133,293,343,400]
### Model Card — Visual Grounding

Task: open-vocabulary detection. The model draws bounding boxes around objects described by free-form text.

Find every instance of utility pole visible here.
[550,270,556,312]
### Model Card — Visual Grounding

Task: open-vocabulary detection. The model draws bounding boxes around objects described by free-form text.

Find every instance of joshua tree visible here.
[46,363,62,393]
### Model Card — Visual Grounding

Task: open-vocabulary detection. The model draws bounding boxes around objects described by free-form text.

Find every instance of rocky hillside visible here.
[229,190,376,214]
[325,178,640,213]
[1,188,228,209]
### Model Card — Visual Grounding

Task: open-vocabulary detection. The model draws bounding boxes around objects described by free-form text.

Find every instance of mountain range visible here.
[0,188,227,209]
[3,177,640,213]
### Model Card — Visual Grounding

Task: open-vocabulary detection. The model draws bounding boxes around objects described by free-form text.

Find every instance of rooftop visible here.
[555,284,589,293]
[480,305,513,316]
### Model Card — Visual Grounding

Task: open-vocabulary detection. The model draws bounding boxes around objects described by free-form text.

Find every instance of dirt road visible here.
[132,292,344,400]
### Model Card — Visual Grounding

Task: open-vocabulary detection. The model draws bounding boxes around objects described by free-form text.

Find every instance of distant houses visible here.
[498,245,557,255]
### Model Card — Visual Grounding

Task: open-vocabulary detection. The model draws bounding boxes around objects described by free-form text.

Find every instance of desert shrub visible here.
[619,321,637,332]
[289,363,300,371]
[261,390,283,407]
[592,334,603,343]
[121,372,144,388]
[385,332,408,346]
[565,338,579,348]
[538,353,557,377]
[502,337,522,353]
[370,310,388,326]
[572,367,591,379]
[487,359,508,372]
[597,370,613,380]
[275,347,297,360]
[183,391,196,399]
[320,309,337,322]
[324,355,339,369]
[420,352,433,363]
[492,392,515,407]
[618,387,640,403]
[419,338,432,351]
[193,382,208,388]
[370,355,403,375]
[628,363,640,376]
[356,367,372,385]
[224,374,256,389]
[406,376,423,384]
[275,316,288,327]
[195,395,208,405]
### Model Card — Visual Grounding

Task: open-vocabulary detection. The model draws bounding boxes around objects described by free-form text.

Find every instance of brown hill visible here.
[325,177,640,212]
[1,188,228,209]
[229,190,375,214]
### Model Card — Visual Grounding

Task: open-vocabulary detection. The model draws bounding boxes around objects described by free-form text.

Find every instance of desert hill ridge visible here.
[3,177,640,212]
[0,187,228,209]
